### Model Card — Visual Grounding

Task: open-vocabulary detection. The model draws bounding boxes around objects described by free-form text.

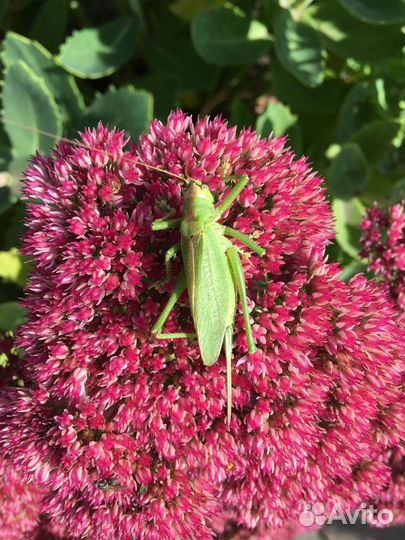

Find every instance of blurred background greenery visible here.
[0,0,404,334]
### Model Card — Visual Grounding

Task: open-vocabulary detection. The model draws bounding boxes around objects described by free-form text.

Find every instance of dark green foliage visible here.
[0,0,403,326]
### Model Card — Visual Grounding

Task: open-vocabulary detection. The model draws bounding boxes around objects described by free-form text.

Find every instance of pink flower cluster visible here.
[0,333,65,539]
[0,113,404,539]
[361,202,405,316]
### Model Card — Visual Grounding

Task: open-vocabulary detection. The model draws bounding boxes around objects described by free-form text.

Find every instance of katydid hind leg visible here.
[155,332,196,339]
[151,270,186,335]
[226,246,257,355]
[152,217,181,231]
[224,326,233,425]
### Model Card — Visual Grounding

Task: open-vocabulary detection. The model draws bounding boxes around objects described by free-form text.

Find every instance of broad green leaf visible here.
[350,120,401,165]
[274,10,325,87]
[336,83,374,142]
[2,61,62,157]
[191,5,271,66]
[272,60,344,114]
[83,86,153,140]
[145,38,220,92]
[0,248,28,288]
[313,3,403,62]
[3,32,84,123]
[332,197,365,258]
[327,143,368,199]
[171,0,224,21]
[58,18,139,78]
[256,101,297,137]
[0,301,26,332]
[337,0,405,25]
[31,0,69,52]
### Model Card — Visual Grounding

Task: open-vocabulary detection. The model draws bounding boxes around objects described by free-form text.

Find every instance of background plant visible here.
[0,0,404,333]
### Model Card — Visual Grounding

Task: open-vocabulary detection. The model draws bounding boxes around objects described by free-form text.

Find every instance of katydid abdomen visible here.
[181,224,236,367]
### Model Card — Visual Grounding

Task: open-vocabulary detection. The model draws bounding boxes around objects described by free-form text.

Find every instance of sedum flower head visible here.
[0,113,404,539]
[361,202,405,316]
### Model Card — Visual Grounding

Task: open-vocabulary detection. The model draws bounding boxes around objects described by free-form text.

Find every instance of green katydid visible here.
[151,175,265,424]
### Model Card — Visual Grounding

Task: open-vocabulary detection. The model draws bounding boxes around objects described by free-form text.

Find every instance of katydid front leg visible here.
[151,270,196,339]
[152,217,181,231]
[214,175,249,218]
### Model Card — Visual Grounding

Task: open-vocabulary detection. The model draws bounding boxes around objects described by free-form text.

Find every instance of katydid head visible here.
[184,182,214,204]
[183,182,216,224]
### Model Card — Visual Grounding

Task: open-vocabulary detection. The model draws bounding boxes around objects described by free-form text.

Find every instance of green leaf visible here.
[3,32,84,124]
[272,60,344,114]
[31,0,69,52]
[0,301,26,332]
[313,2,403,62]
[337,0,405,24]
[171,0,224,21]
[83,86,153,140]
[327,143,369,200]
[2,61,62,158]
[145,38,220,92]
[0,248,28,288]
[58,17,139,78]
[350,119,401,165]
[256,101,297,137]
[336,83,374,142]
[332,197,365,258]
[191,5,271,66]
[274,10,325,87]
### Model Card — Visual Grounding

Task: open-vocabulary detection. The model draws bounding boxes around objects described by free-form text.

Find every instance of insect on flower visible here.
[151,176,266,424]
[94,479,128,492]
